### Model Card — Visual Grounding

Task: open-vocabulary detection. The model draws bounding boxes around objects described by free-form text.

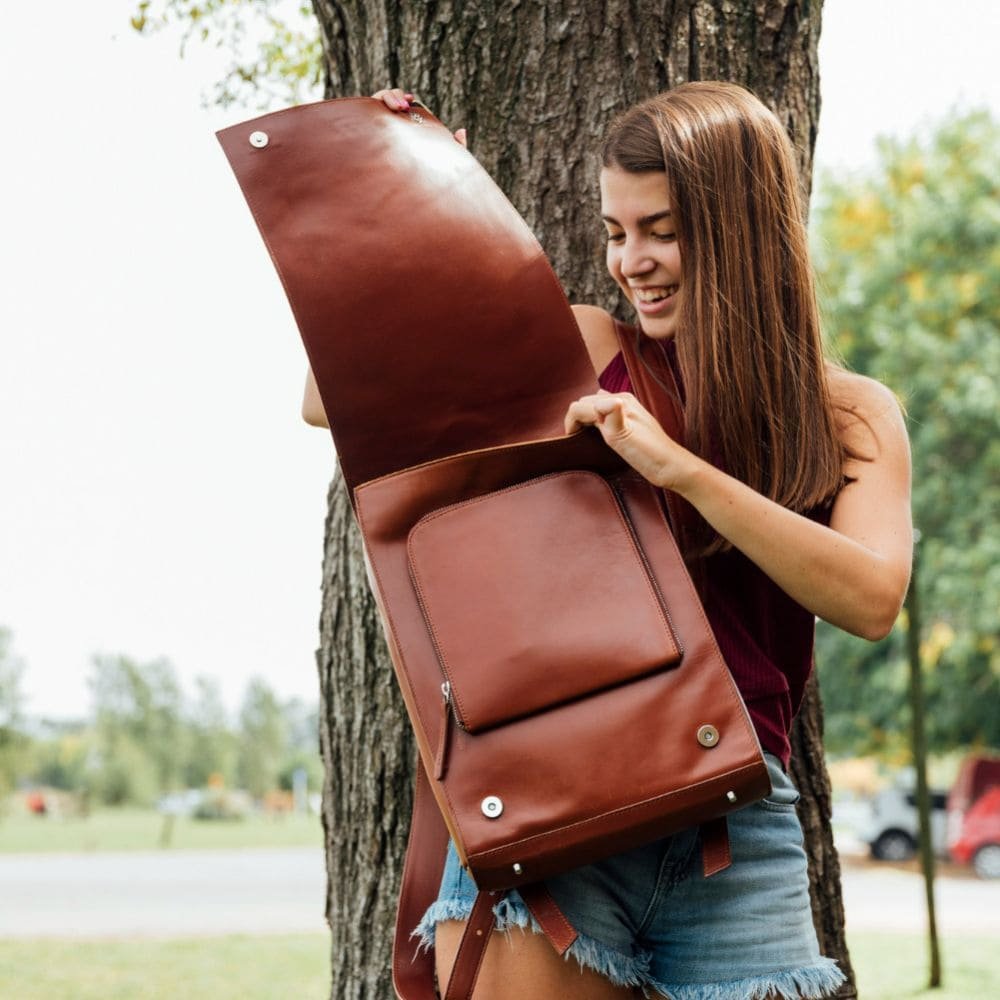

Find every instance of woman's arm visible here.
[301,365,329,428]
[571,304,620,375]
[565,369,913,641]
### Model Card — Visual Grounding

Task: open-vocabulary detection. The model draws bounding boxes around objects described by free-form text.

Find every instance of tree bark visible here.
[317,476,414,999]
[311,1,855,996]
[790,676,858,995]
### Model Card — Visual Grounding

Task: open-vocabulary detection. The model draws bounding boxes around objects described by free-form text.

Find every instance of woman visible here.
[303,83,912,1000]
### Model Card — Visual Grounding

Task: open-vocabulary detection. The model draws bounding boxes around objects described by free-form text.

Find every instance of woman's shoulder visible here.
[826,364,903,420]
[825,363,908,460]
[571,304,620,376]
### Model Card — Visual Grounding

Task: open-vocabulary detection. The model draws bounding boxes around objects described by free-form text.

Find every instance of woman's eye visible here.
[605,232,625,244]
[652,232,676,242]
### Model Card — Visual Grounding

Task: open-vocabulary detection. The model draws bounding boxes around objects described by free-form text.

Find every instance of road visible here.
[839,858,1000,935]
[0,847,327,939]
[0,847,997,939]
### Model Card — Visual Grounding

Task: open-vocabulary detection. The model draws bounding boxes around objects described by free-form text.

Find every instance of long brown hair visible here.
[602,82,845,554]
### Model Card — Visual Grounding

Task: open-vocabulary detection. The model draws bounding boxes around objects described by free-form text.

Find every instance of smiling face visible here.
[600,166,682,341]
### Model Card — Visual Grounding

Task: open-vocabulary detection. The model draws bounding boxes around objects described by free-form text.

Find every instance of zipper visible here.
[435,681,454,781]
[408,557,471,741]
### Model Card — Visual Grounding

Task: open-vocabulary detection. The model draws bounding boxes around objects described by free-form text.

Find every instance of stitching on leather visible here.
[468,762,764,863]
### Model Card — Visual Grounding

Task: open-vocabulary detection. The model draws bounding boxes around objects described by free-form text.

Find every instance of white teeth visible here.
[634,286,677,303]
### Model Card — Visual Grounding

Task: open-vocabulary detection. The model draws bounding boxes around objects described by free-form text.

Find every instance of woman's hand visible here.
[564,390,697,490]
[372,88,467,147]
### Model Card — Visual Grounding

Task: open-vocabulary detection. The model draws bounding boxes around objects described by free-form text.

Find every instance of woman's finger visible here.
[371,88,413,111]
[565,395,629,435]
[593,396,627,436]
[564,399,597,434]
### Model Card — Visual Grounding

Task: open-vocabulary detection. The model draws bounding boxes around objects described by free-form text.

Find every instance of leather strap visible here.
[393,767,580,999]
[612,320,693,539]
[392,766,448,1000]
[520,884,578,955]
[442,890,500,1000]
[700,816,733,877]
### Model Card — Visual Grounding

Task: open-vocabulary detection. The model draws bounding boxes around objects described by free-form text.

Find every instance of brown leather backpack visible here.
[218,97,770,1000]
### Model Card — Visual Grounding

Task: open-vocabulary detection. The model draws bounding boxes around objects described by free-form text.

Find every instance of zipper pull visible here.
[434,682,452,781]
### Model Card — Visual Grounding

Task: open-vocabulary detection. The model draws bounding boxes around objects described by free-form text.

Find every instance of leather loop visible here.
[520,883,578,956]
[700,816,733,877]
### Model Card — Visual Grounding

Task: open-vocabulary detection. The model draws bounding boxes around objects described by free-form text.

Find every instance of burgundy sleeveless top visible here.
[599,351,830,766]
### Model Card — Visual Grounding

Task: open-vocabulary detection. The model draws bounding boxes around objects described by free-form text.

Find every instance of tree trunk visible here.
[790,676,858,995]
[317,475,414,999]
[311,1,855,996]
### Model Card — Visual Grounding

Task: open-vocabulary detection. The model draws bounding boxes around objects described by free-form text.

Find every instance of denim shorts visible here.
[414,753,846,999]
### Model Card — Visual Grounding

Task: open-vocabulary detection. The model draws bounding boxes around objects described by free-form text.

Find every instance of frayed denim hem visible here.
[652,956,847,1000]
[411,895,650,990]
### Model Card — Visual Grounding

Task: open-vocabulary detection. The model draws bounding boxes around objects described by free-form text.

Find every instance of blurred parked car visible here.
[156,789,206,817]
[949,787,1000,878]
[948,754,1000,878]
[859,781,948,861]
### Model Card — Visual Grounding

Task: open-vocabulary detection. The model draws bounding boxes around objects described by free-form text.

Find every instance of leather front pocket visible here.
[406,470,681,733]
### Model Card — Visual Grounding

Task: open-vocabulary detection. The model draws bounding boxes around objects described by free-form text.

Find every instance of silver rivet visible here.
[249,131,269,148]
[408,111,424,124]
[481,795,503,819]
[512,863,523,875]
[697,724,720,748]
[726,790,738,803]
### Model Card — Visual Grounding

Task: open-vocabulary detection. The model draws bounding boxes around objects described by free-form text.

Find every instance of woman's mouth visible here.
[632,285,678,313]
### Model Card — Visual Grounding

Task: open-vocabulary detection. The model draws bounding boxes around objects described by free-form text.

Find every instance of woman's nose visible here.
[621,245,654,277]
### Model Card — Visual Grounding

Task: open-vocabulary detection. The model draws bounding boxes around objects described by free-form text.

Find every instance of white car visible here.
[859,784,949,861]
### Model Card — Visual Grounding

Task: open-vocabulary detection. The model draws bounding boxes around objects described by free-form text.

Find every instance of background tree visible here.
[0,627,29,814]
[89,653,185,805]
[131,0,321,108]
[26,720,92,798]
[278,696,324,794]
[812,110,1000,757]
[184,674,238,788]
[236,676,288,800]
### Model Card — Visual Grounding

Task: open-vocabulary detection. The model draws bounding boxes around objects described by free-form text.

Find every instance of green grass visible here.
[848,931,999,999]
[0,935,329,999]
[0,808,322,854]
[0,931,991,999]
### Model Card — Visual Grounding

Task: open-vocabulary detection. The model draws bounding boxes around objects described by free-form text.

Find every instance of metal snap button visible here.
[696,724,720,748]
[248,131,269,148]
[481,795,503,819]
[726,790,738,803]
[512,863,523,875]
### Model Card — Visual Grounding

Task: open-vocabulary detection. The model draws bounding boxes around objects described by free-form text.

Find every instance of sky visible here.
[2,1,998,722]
